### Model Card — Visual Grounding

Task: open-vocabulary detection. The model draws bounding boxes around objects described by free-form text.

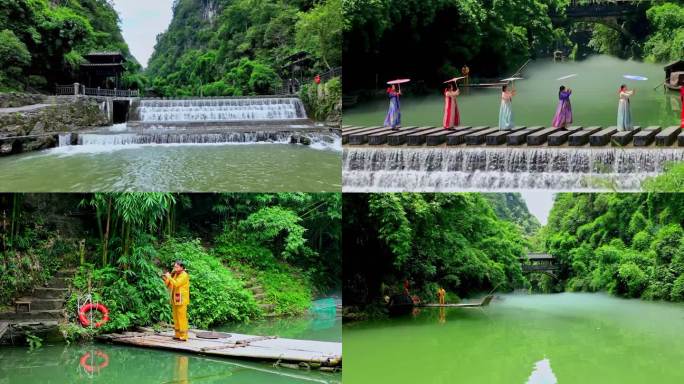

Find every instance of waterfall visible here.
[58,133,72,147]
[77,131,340,149]
[343,147,684,191]
[137,98,307,122]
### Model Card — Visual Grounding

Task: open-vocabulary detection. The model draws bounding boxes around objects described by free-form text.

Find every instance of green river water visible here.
[344,55,681,129]
[343,293,684,384]
[0,143,341,192]
[0,315,341,384]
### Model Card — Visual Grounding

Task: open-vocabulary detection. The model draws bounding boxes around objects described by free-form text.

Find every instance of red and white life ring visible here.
[79,350,109,373]
[78,303,110,328]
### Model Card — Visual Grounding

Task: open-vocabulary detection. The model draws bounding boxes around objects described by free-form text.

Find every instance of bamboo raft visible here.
[418,295,494,308]
[97,327,342,370]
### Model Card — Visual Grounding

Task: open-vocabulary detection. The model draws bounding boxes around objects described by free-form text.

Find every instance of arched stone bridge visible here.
[519,253,559,279]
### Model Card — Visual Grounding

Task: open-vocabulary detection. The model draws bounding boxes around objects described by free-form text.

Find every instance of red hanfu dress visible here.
[443,89,460,129]
[680,86,684,128]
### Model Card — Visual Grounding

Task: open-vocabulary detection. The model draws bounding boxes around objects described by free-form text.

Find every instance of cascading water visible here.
[77,131,341,151]
[58,133,72,147]
[343,147,684,191]
[137,97,307,122]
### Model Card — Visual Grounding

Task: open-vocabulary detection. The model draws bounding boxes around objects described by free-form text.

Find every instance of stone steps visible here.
[33,287,69,299]
[228,267,277,317]
[253,293,266,301]
[15,298,64,310]
[249,286,264,295]
[0,309,63,321]
[44,276,69,289]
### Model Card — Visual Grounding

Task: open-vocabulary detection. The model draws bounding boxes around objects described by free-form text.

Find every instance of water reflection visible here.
[78,349,110,375]
[526,358,558,384]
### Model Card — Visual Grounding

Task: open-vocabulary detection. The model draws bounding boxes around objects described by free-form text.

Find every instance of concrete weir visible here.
[342,125,684,191]
[2,96,341,155]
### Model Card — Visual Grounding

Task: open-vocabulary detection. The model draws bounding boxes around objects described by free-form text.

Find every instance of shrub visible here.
[670,275,684,301]
[652,224,683,265]
[157,239,259,327]
[616,261,648,298]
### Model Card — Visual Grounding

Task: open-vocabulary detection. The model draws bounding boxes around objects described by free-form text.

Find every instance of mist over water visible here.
[344,55,680,128]
[343,293,684,384]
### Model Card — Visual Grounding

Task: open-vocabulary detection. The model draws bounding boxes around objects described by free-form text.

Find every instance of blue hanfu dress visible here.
[384,89,401,129]
[617,90,634,131]
[498,91,514,130]
[551,90,573,128]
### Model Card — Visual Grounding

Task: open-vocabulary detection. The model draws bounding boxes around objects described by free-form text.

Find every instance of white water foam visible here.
[343,147,684,191]
[137,98,307,122]
[76,132,340,150]
[106,123,129,132]
[57,133,72,147]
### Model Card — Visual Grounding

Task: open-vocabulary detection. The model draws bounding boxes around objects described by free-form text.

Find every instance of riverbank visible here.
[0,94,111,155]
[343,292,684,384]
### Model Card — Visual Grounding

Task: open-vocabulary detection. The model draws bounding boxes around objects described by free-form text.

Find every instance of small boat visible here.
[387,293,414,316]
[664,60,684,92]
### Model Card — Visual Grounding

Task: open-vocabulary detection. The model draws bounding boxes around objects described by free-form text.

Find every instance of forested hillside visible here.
[543,193,684,301]
[343,193,527,308]
[483,193,541,236]
[146,0,341,96]
[0,0,140,92]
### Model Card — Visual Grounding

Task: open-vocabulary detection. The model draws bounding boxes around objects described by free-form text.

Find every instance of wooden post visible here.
[74,82,80,96]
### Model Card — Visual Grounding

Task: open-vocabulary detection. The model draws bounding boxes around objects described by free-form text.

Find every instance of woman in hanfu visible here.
[617,84,635,131]
[443,83,460,130]
[498,84,516,130]
[384,84,402,130]
[551,86,572,129]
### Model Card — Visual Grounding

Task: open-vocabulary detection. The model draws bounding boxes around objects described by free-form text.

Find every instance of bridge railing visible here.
[522,265,559,272]
[570,0,652,5]
[55,83,139,98]
[274,67,343,95]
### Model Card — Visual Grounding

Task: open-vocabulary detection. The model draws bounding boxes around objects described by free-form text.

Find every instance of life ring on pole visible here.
[78,303,110,327]
[79,350,109,373]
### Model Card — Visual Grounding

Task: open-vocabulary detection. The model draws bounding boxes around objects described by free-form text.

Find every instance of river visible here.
[343,55,680,128]
[0,140,341,192]
[0,315,341,384]
[343,293,684,383]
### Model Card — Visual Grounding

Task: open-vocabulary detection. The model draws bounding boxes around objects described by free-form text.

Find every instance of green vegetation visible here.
[643,2,684,62]
[1,193,340,341]
[0,0,140,92]
[482,193,541,236]
[146,0,341,97]
[343,0,570,90]
[343,193,530,309]
[0,194,79,307]
[542,193,684,301]
[343,0,683,91]
[299,76,342,122]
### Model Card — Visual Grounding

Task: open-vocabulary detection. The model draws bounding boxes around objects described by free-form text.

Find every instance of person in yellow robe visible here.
[164,260,190,341]
[437,287,446,305]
